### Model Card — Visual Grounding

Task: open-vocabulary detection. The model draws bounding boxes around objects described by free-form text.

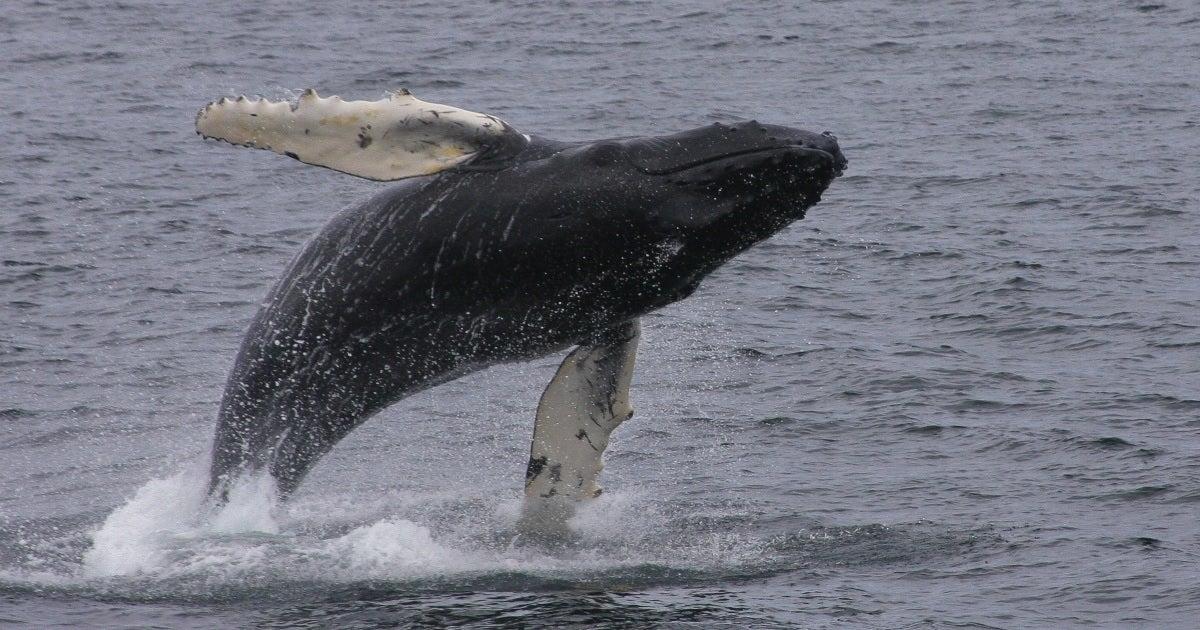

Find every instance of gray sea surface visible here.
[2,0,1198,628]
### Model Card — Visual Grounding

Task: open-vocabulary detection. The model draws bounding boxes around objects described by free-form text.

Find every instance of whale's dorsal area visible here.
[195,89,515,181]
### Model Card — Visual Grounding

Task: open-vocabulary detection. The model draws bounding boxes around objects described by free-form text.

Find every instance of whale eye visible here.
[588,142,625,166]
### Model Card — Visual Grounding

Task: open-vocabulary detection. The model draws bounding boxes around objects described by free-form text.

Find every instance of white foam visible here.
[82,465,280,578]
[570,489,647,538]
[82,467,207,577]
[207,473,280,534]
[326,519,466,577]
[74,465,760,587]
[79,464,475,582]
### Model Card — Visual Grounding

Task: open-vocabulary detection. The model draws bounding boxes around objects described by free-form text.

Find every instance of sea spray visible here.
[208,472,281,534]
[81,465,282,578]
[76,465,754,587]
[325,519,466,577]
[82,466,208,577]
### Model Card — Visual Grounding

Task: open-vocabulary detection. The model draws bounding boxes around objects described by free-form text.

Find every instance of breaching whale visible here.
[196,90,846,533]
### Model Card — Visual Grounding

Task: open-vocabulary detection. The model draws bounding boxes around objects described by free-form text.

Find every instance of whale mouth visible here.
[640,145,833,173]
[628,123,847,182]
[655,145,847,186]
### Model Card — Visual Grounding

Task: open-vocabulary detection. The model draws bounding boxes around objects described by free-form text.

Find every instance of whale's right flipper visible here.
[518,319,640,541]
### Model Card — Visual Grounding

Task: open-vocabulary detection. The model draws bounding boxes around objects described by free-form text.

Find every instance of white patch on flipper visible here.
[195,89,515,181]
[519,320,640,539]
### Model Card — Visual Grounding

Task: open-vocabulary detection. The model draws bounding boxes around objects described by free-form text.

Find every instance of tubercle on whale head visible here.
[634,121,846,248]
[629,121,846,179]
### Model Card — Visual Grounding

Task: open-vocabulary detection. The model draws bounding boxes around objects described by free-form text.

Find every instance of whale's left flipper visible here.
[195,89,524,181]
[519,319,640,539]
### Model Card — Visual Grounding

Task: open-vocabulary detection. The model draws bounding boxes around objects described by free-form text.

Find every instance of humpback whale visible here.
[196,90,846,533]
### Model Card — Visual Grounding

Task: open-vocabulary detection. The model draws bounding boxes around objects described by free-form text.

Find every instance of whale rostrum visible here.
[195,89,513,181]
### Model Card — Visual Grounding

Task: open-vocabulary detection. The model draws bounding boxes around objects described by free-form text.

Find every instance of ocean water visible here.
[2,0,1198,627]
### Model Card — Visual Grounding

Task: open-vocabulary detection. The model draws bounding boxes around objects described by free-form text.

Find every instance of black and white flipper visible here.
[195,89,523,181]
[519,320,640,541]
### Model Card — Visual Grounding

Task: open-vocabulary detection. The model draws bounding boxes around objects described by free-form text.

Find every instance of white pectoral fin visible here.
[195,89,518,181]
[519,320,640,538]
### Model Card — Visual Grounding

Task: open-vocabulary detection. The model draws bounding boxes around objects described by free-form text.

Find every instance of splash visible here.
[77,464,515,582]
[208,473,281,535]
[81,464,281,578]
[325,519,467,578]
[65,463,842,594]
[82,466,208,577]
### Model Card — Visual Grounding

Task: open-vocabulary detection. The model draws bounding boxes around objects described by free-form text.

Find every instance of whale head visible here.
[629,120,845,238]
[503,121,847,305]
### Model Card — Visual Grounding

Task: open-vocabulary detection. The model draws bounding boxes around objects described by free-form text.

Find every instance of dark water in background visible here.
[2,0,1198,627]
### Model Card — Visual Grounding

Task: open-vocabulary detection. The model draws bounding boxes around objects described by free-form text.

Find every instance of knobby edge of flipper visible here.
[195,88,524,181]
